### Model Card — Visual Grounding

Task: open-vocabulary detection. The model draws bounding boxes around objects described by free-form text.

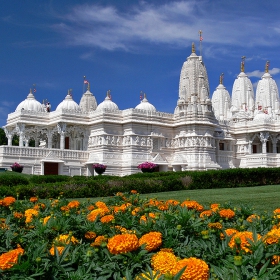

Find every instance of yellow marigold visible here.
[29,197,38,203]
[208,222,223,230]
[54,234,79,245]
[246,214,260,223]
[220,228,239,239]
[49,246,65,256]
[151,250,177,275]
[25,208,39,223]
[181,200,204,211]
[91,235,107,247]
[200,210,213,218]
[51,199,59,207]
[132,207,141,216]
[228,231,261,253]
[95,201,109,210]
[107,234,139,254]
[43,216,51,225]
[2,196,16,207]
[172,257,209,280]
[0,218,8,229]
[139,232,162,252]
[272,255,280,265]
[13,212,24,219]
[0,247,24,270]
[264,228,280,245]
[87,208,106,222]
[273,208,280,215]
[100,214,114,223]
[67,200,80,209]
[219,209,235,219]
[85,231,96,240]
[135,271,160,280]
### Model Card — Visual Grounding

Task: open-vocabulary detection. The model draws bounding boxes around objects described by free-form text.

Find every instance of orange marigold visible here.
[208,222,223,230]
[228,231,261,253]
[151,250,177,275]
[2,196,16,207]
[200,210,213,218]
[91,235,107,247]
[100,214,114,223]
[131,190,138,194]
[272,255,280,265]
[85,231,96,240]
[220,228,239,239]
[107,233,139,254]
[67,200,80,209]
[49,246,65,256]
[219,209,235,219]
[181,200,204,211]
[33,203,46,210]
[43,215,51,225]
[139,232,162,252]
[246,214,260,223]
[0,218,8,229]
[172,257,209,280]
[166,199,180,206]
[87,205,95,211]
[29,197,38,203]
[273,208,280,215]
[132,207,141,216]
[60,205,70,212]
[25,208,39,223]
[13,212,24,219]
[210,203,220,211]
[87,208,106,222]
[264,228,280,245]
[0,247,24,270]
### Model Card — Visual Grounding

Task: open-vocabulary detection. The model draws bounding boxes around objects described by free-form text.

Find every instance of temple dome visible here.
[56,92,80,111]
[212,83,231,120]
[96,92,119,111]
[79,89,97,112]
[135,94,156,111]
[253,111,272,121]
[16,90,45,112]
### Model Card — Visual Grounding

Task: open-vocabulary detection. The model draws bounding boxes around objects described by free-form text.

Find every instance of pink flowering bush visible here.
[137,162,157,169]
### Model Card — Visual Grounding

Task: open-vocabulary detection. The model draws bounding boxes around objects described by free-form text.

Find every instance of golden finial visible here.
[241,56,246,72]
[265,61,270,73]
[87,82,90,91]
[144,92,146,99]
[192,42,195,53]
[219,73,224,85]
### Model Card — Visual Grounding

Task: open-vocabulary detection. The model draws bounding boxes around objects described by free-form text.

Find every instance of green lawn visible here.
[87,185,280,214]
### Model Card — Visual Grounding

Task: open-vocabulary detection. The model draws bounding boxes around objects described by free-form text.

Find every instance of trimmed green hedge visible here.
[1,167,280,199]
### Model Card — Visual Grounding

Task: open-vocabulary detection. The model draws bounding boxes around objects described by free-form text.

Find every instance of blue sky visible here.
[1,0,280,127]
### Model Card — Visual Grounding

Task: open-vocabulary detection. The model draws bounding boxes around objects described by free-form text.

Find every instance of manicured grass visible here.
[87,185,280,213]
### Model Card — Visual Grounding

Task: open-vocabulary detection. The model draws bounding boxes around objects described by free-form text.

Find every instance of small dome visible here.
[56,92,80,111]
[135,94,156,111]
[96,92,119,111]
[79,89,97,112]
[16,89,45,112]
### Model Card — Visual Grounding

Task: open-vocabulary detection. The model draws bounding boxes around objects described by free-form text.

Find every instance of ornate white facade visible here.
[1,44,280,176]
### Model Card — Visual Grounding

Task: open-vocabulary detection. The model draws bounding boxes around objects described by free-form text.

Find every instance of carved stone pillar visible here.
[260,132,269,154]
[4,127,13,146]
[47,129,53,149]
[16,123,25,147]
[57,122,66,150]
[248,141,252,154]
[271,135,277,153]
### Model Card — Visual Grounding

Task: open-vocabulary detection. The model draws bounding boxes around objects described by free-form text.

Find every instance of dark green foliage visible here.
[0,173,29,186]
[29,175,71,184]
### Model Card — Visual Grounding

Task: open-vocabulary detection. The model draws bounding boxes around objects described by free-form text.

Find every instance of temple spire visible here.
[241,56,246,72]
[265,61,270,73]
[192,42,195,54]
[219,73,224,85]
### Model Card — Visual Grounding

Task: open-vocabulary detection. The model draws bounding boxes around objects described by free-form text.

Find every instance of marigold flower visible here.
[2,196,16,207]
[95,201,109,211]
[67,200,80,209]
[107,233,139,254]
[219,209,235,219]
[87,205,95,211]
[272,255,280,265]
[43,216,51,225]
[91,235,107,247]
[29,197,38,203]
[25,208,39,223]
[208,222,223,230]
[166,199,180,206]
[0,218,8,229]
[264,228,280,245]
[151,250,177,275]
[273,208,280,215]
[0,247,24,270]
[228,231,261,253]
[100,214,114,223]
[172,257,209,280]
[33,203,46,210]
[85,231,97,240]
[139,232,162,252]
[246,214,260,223]
[132,207,141,216]
[60,206,70,212]
[131,190,138,194]
[200,210,213,218]
[13,212,24,219]
[181,200,204,211]
[87,208,106,222]
[220,228,239,239]
[49,246,65,256]
[54,234,79,245]
[210,203,220,211]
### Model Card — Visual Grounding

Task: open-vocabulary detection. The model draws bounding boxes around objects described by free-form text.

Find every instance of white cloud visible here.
[50,1,280,52]
[247,68,280,78]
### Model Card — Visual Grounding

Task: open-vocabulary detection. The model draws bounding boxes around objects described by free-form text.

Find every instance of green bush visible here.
[30,175,70,184]
[0,173,29,186]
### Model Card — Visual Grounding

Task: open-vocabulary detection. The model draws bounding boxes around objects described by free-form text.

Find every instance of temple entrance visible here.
[44,162,59,175]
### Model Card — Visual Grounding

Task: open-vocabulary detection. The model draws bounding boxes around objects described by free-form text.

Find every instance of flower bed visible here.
[0,193,280,278]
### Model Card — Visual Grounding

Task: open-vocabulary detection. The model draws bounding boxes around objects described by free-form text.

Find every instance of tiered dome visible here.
[79,88,97,112]
[16,89,44,112]
[96,91,119,111]
[56,92,80,111]
[135,94,156,111]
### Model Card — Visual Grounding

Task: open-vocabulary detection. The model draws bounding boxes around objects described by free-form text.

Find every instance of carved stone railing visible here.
[0,146,89,161]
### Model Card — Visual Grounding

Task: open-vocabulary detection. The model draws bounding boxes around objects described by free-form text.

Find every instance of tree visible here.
[0,128,7,145]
